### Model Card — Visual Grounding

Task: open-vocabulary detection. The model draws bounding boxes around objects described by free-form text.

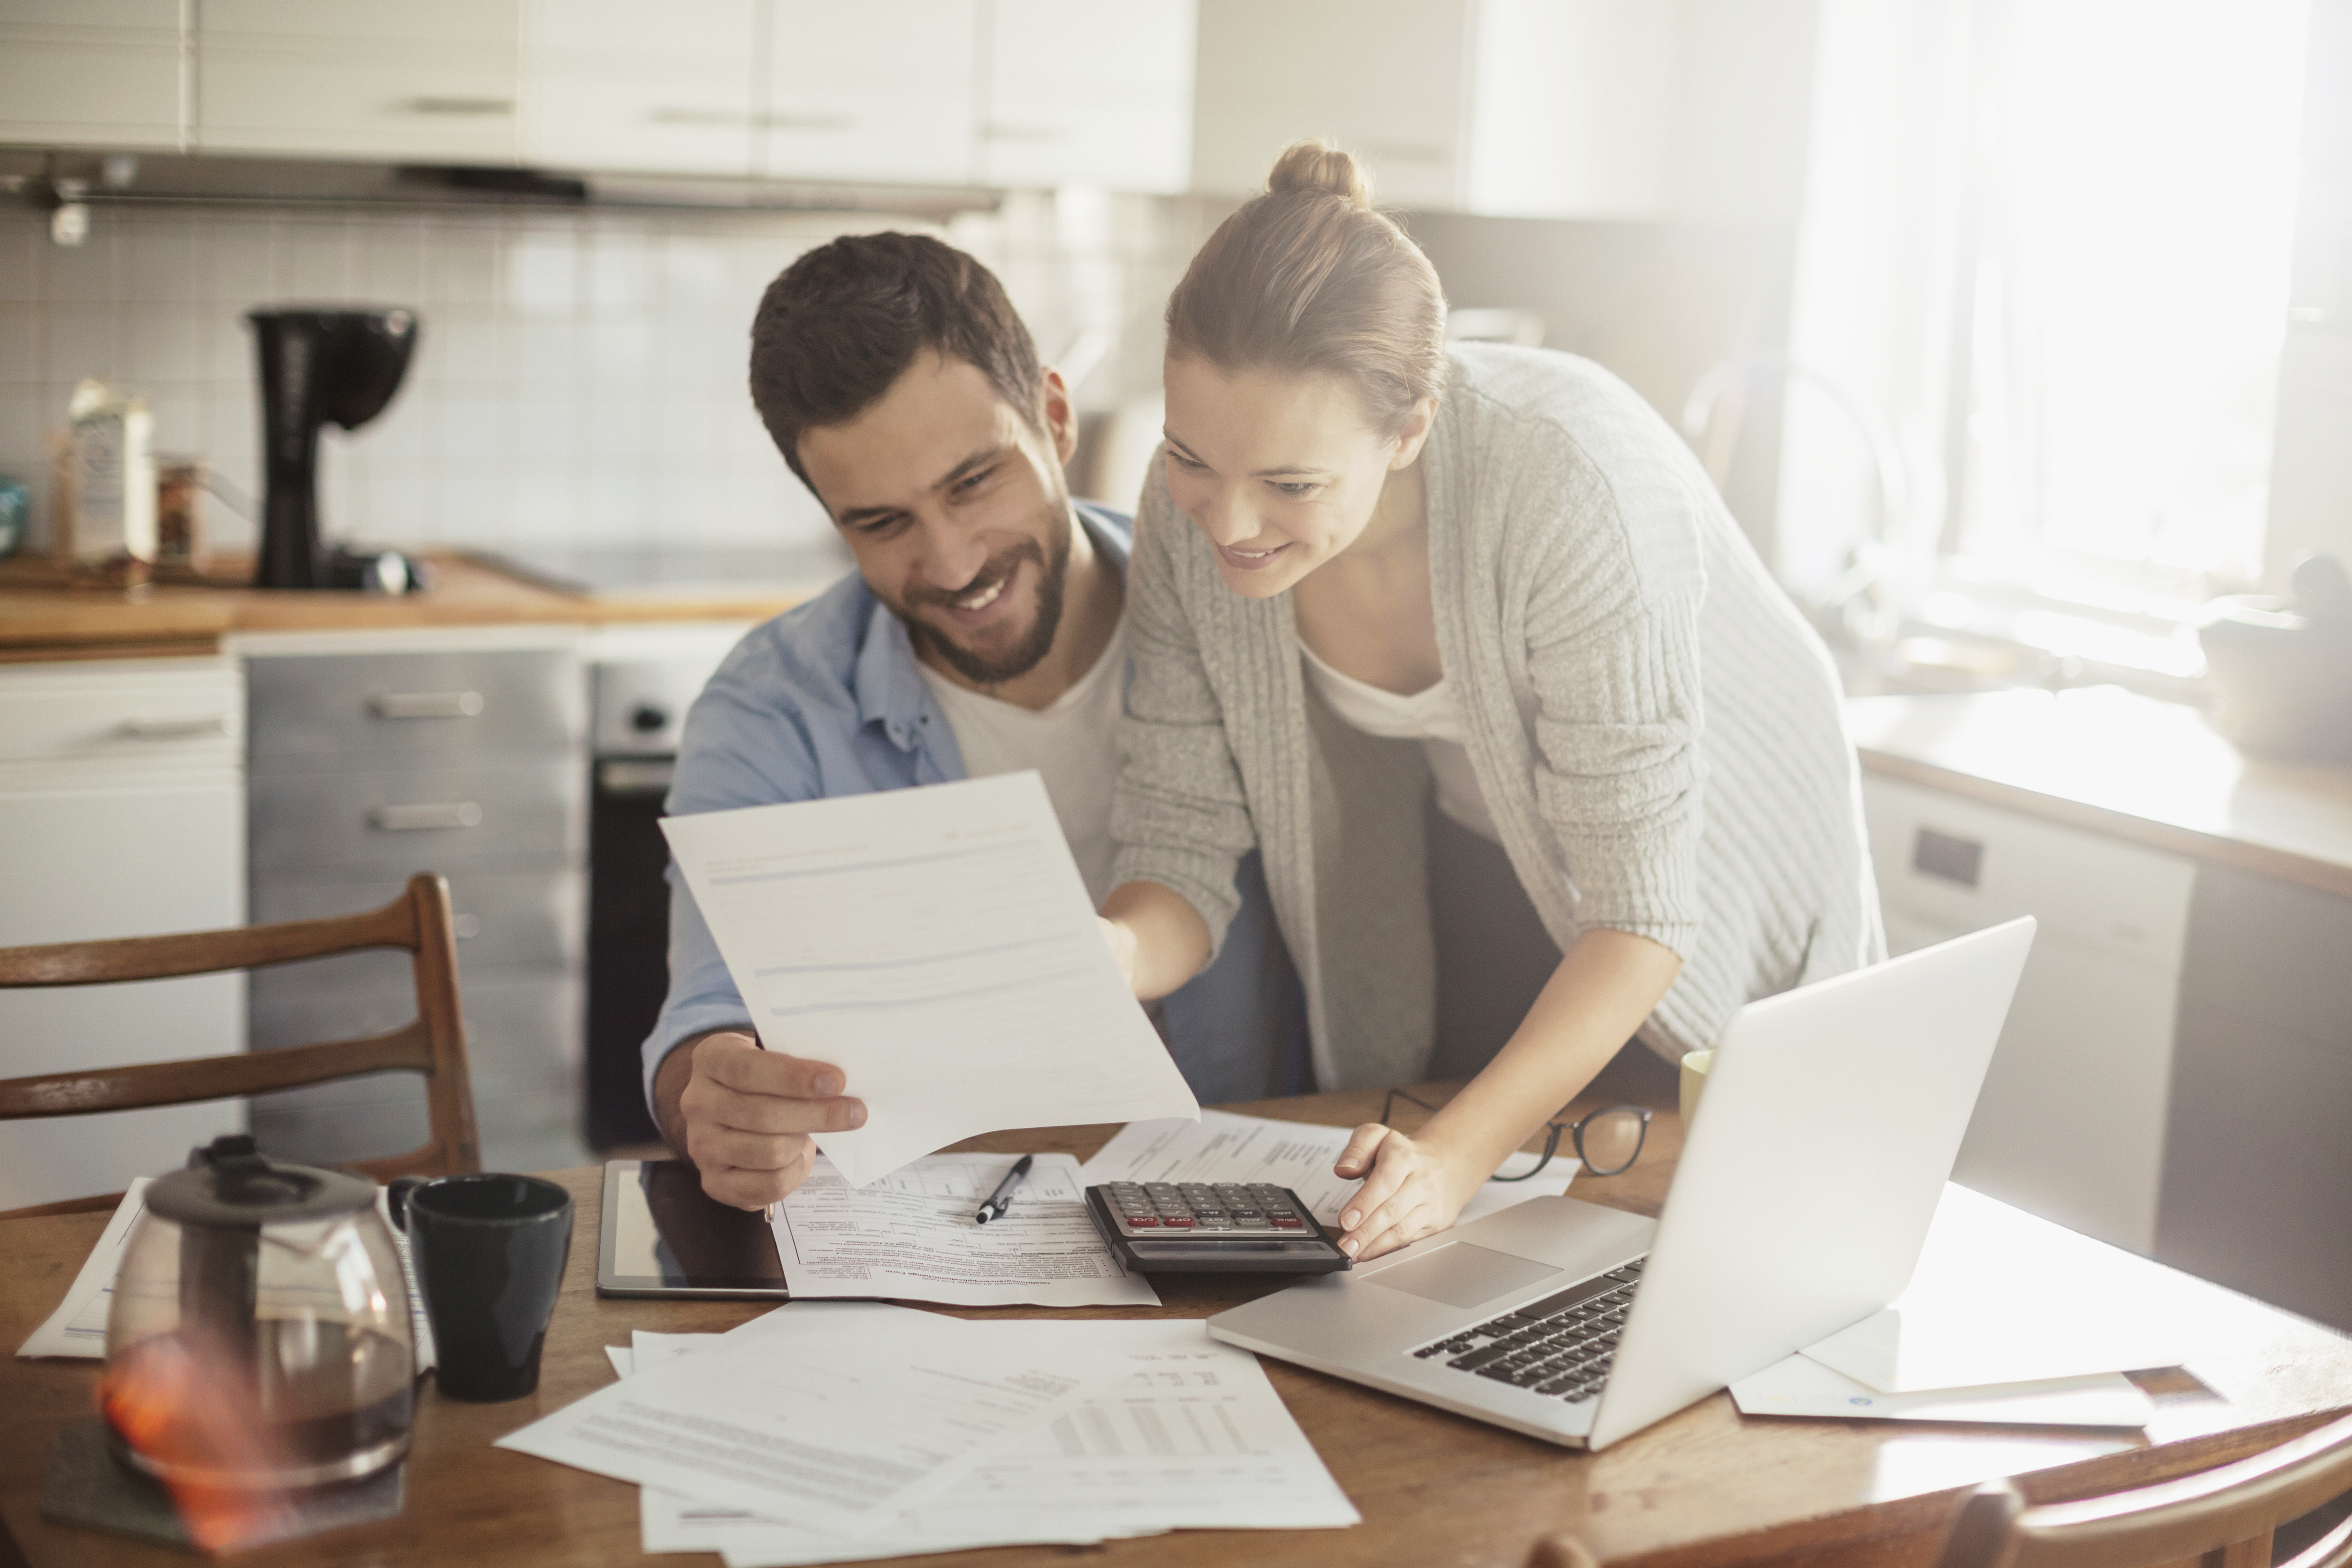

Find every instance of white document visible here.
[663,773,1199,1187]
[1080,1109,1572,1230]
[17,1179,436,1370]
[771,1153,1158,1308]
[1731,1352,2154,1428]
[496,1300,1110,1538]
[1801,1185,2228,1392]
[635,1317,1358,1565]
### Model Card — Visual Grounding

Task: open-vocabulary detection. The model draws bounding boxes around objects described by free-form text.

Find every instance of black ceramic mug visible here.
[388,1173,573,1402]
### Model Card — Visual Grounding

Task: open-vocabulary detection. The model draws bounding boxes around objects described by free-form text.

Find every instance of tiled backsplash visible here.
[0,189,1220,557]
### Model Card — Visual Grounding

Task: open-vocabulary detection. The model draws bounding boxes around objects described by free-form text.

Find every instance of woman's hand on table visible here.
[1330,1123,1483,1261]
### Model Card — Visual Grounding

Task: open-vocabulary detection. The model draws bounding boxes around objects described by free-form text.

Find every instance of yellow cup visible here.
[1678,1048,1715,1129]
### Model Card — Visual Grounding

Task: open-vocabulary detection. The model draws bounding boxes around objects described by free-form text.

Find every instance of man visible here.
[646,232,1300,1210]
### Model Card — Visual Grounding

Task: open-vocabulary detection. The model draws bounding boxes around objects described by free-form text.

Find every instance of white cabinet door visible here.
[0,659,247,1213]
[0,0,184,150]
[197,0,521,163]
[1192,0,1471,206]
[980,0,1194,193]
[762,0,975,185]
[1864,776,2195,1254]
[521,0,757,177]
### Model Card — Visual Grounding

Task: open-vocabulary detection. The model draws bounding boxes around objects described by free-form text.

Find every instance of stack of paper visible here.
[1731,1186,2242,1428]
[506,1304,1359,1565]
[771,1152,1158,1308]
[1080,1108,1576,1229]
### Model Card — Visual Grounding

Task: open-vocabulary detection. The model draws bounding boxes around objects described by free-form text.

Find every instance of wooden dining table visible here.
[7,1081,2352,1568]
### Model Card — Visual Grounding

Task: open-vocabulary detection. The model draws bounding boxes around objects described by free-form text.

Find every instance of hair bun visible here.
[1266,138,1373,210]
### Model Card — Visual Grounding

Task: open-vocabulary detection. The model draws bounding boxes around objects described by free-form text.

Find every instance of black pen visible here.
[974,1155,1033,1225]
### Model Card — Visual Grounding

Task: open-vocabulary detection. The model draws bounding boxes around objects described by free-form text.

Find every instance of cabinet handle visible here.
[117,715,231,740]
[404,96,514,117]
[753,111,856,131]
[370,691,484,719]
[370,802,483,832]
[984,122,1070,143]
[1912,827,1984,889]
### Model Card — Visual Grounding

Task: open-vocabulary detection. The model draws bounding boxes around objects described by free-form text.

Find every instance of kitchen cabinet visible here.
[1192,0,1474,209]
[2158,866,2352,1331]
[1862,774,2196,1255]
[196,0,521,163]
[980,0,1194,194]
[760,0,976,185]
[239,630,588,1176]
[0,0,185,151]
[1190,0,1812,219]
[0,657,246,1212]
[521,0,757,178]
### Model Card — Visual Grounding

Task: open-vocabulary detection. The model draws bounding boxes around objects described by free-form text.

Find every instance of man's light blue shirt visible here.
[642,503,1304,1112]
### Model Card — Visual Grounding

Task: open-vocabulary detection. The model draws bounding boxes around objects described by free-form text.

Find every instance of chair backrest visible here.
[0,874,481,1209]
[1934,1409,2352,1568]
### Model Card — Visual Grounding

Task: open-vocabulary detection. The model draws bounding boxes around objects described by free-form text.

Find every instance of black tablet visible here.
[595,1159,791,1298]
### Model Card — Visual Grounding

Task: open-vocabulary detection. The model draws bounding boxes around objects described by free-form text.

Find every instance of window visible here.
[1949,0,2310,598]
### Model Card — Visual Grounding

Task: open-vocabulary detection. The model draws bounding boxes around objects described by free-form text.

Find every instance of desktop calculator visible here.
[1084,1181,1352,1274]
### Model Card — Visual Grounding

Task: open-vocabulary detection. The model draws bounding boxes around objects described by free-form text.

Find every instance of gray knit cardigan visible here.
[1110,345,1882,1091]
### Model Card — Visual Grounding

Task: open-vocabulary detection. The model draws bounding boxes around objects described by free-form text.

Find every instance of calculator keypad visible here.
[1102,1181,1308,1234]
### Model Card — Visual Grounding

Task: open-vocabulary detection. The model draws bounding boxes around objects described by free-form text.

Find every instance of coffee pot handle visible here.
[385,1175,428,1232]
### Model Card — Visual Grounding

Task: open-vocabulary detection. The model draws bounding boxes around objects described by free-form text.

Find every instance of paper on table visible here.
[1731,1352,2154,1427]
[17,1179,437,1371]
[634,1317,1359,1565]
[1801,1185,2226,1392]
[1079,1109,1572,1229]
[496,1300,1112,1539]
[771,1152,1158,1308]
[663,773,1199,1186]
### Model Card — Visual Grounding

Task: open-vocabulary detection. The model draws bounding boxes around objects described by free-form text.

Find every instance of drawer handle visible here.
[370,802,483,832]
[117,715,231,740]
[1912,827,1984,889]
[371,691,484,720]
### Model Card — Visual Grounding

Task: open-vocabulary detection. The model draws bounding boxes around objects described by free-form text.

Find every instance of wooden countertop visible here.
[0,553,821,660]
[1849,686,2352,902]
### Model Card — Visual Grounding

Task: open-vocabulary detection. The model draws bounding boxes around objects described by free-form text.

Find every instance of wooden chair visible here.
[1930,1408,2352,1568]
[0,873,481,1216]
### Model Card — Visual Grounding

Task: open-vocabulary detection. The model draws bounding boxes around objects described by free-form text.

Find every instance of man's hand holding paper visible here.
[658,1031,868,1210]
[662,773,1200,1189]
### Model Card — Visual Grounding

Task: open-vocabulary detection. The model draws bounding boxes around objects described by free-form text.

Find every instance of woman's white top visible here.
[1296,640,1502,843]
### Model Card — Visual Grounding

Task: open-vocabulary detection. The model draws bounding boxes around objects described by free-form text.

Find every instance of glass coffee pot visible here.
[102,1136,416,1492]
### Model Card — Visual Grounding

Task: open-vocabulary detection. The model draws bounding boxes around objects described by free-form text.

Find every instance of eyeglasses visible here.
[1379,1088,1653,1181]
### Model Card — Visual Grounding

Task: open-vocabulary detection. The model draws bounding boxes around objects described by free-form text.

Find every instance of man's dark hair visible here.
[748,232,1046,490]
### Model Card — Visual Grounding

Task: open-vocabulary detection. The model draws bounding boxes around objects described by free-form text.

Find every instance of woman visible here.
[1100,140,1881,1262]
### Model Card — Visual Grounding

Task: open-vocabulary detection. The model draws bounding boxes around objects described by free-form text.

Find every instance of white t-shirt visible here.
[916,616,1130,904]
[1298,639,1503,843]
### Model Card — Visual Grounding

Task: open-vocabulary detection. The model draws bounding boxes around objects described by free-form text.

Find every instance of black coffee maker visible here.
[249,307,419,590]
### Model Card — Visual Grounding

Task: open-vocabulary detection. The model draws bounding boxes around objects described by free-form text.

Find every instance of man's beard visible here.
[898,505,1072,688]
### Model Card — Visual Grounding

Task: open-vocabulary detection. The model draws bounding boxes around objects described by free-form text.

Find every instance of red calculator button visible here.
[1161,1216,1195,1227]
[1126,1216,1159,1227]
[1270,1217,1303,1228]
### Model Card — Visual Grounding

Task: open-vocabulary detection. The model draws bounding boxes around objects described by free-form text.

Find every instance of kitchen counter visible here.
[1849,685,2352,902]
[0,552,829,660]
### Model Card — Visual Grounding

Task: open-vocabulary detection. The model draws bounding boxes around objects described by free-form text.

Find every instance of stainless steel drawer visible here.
[249,869,584,994]
[246,650,584,766]
[249,761,584,873]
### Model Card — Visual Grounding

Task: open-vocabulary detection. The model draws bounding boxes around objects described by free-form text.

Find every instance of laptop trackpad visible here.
[1362,1243,1560,1310]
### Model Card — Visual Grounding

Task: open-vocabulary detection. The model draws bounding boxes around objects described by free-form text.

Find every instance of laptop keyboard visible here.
[1408,1257,1647,1402]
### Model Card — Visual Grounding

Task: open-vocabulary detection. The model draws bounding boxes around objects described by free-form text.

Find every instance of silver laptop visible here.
[1207,917,2036,1450]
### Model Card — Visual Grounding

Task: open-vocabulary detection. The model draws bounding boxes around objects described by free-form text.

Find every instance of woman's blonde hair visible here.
[1165,139,1448,434]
